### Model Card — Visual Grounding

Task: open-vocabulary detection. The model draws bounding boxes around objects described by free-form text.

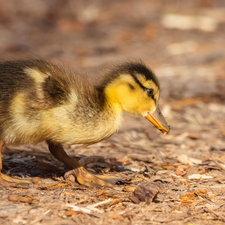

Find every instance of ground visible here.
[0,0,225,224]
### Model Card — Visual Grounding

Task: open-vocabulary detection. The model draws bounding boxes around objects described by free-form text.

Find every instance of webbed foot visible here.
[0,172,31,188]
[64,167,117,188]
[48,142,120,188]
[0,139,31,188]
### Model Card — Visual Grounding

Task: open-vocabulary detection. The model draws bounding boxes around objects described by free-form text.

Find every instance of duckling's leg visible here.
[0,140,31,186]
[48,142,115,188]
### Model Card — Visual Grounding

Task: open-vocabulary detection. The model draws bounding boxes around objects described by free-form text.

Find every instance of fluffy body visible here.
[0,60,159,146]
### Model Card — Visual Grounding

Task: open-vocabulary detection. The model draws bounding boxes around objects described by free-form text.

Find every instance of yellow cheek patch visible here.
[104,74,158,116]
[104,74,138,112]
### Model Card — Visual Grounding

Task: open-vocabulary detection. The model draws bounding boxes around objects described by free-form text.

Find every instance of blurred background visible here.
[0,0,225,143]
[0,0,224,101]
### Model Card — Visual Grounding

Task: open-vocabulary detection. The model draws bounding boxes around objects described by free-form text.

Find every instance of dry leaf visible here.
[8,195,39,203]
[176,165,187,176]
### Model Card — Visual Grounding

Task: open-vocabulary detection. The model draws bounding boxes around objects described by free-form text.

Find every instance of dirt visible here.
[1,0,225,224]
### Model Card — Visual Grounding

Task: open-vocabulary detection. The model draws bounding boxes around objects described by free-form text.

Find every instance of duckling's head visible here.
[100,62,170,134]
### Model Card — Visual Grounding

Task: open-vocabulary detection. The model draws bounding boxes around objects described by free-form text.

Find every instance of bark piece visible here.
[130,182,164,205]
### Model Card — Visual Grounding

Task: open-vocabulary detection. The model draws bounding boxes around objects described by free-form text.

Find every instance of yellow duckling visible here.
[0,60,170,187]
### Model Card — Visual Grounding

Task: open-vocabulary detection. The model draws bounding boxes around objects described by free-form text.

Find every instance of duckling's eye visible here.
[146,88,154,97]
[128,83,134,90]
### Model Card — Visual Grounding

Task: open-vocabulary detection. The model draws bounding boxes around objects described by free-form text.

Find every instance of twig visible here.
[66,203,103,214]
[66,199,113,216]
[205,206,225,222]
[87,198,113,210]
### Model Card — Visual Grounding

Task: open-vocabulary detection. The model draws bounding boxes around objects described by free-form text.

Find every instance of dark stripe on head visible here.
[99,61,160,90]
[127,62,160,89]
[132,75,146,91]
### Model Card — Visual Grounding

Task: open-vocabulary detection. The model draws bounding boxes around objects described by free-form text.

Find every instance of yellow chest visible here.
[41,105,123,145]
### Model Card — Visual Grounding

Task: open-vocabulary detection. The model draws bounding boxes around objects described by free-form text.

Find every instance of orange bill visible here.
[145,107,170,134]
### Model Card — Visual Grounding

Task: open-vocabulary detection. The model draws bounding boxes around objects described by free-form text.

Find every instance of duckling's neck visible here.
[97,84,123,117]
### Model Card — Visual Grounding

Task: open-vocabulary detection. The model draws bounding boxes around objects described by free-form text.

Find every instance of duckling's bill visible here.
[145,107,170,134]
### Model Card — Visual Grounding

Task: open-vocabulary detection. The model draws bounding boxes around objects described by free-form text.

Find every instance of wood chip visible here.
[130,182,164,205]
[123,186,136,192]
[177,154,202,165]
[8,195,39,203]
[129,154,156,163]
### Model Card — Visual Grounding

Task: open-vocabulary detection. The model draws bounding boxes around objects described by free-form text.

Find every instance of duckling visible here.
[0,59,170,187]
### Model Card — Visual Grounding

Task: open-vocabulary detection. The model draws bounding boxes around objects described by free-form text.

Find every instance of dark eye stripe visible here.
[132,76,157,102]
[132,75,146,91]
